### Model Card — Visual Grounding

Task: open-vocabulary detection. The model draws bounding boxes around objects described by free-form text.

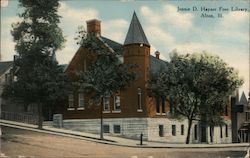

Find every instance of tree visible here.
[150,52,243,144]
[3,0,68,129]
[75,33,136,139]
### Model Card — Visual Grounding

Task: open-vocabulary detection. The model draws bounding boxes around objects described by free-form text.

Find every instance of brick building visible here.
[231,91,250,143]
[59,12,232,143]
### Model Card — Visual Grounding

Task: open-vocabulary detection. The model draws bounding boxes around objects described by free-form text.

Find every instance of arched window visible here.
[137,88,142,112]
[78,92,84,110]
[114,95,121,111]
[103,95,110,112]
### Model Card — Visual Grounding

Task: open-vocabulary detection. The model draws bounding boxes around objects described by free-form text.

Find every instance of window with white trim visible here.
[137,88,142,111]
[68,94,74,109]
[103,95,110,111]
[114,95,121,111]
[78,93,84,109]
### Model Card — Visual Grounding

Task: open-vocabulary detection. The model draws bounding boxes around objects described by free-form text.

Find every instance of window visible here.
[181,125,184,135]
[156,96,160,113]
[114,95,121,111]
[103,95,110,111]
[161,96,166,113]
[246,112,250,122]
[114,125,121,134]
[194,125,198,140]
[137,88,142,112]
[225,125,228,137]
[78,93,84,110]
[225,104,228,116]
[172,125,176,136]
[159,125,164,137]
[83,59,87,72]
[220,125,223,138]
[68,94,74,110]
[103,125,110,133]
[169,96,173,114]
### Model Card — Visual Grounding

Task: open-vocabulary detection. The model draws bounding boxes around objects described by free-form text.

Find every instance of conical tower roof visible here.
[239,92,248,105]
[124,12,150,46]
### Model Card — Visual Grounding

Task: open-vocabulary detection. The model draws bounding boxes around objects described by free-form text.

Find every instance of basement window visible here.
[159,125,164,137]
[103,125,110,133]
[172,125,176,136]
[225,124,228,137]
[194,125,198,140]
[181,124,184,135]
[114,125,121,134]
[220,125,223,138]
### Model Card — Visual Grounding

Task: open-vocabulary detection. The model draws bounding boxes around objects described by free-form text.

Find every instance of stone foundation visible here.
[62,117,232,144]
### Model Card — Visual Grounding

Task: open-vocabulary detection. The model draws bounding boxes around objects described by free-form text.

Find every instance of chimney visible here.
[155,51,160,59]
[86,19,101,36]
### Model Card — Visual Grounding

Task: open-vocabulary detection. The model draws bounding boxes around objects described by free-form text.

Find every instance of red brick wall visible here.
[60,43,169,119]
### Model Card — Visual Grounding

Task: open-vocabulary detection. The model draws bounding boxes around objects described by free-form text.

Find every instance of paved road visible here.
[0,126,248,158]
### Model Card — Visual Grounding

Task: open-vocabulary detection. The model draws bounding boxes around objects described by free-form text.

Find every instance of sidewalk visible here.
[0,119,249,149]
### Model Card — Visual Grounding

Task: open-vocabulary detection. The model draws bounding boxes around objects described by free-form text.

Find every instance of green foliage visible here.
[4,0,69,113]
[150,51,243,143]
[170,52,242,118]
[76,34,136,104]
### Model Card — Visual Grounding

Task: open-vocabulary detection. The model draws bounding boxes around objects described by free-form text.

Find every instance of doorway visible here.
[200,124,207,143]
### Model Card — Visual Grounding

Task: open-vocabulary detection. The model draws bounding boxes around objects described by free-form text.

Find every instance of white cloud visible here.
[163,5,194,29]
[140,5,194,30]
[57,2,99,64]
[58,2,98,26]
[146,26,175,47]
[221,11,249,28]
[141,6,161,25]
[102,19,128,43]
[172,42,215,54]
[216,11,249,43]
[1,16,21,61]
[1,0,9,7]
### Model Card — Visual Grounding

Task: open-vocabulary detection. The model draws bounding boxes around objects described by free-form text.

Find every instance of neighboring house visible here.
[58,12,232,144]
[0,61,13,114]
[0,54,65,122]
[0,60,39,124]
[231,91,250,143]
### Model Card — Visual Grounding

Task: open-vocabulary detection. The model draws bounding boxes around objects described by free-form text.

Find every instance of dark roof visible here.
[100,36,123,55]
[100,37,167,76]
[150,56,168,76]
[100,36,168,76]
[239,92,248,105]
[124,12,150,46]
[59,64,68,72]
[0,61,13,76]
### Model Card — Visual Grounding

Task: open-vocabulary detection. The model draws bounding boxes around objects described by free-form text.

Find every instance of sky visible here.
[1,0,249,96]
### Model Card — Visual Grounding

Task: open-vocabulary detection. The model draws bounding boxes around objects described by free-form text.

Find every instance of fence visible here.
[0,111,38,125]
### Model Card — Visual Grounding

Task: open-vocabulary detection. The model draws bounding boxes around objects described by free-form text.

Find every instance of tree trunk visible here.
[186,119,193,144]
[100,99,104,140]
[38,103,43,129]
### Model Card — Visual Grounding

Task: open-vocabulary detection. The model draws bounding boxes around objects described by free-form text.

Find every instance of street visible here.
[0,126,248,158]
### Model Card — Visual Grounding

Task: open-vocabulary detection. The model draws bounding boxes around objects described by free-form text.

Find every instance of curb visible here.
[1,120,250,149]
